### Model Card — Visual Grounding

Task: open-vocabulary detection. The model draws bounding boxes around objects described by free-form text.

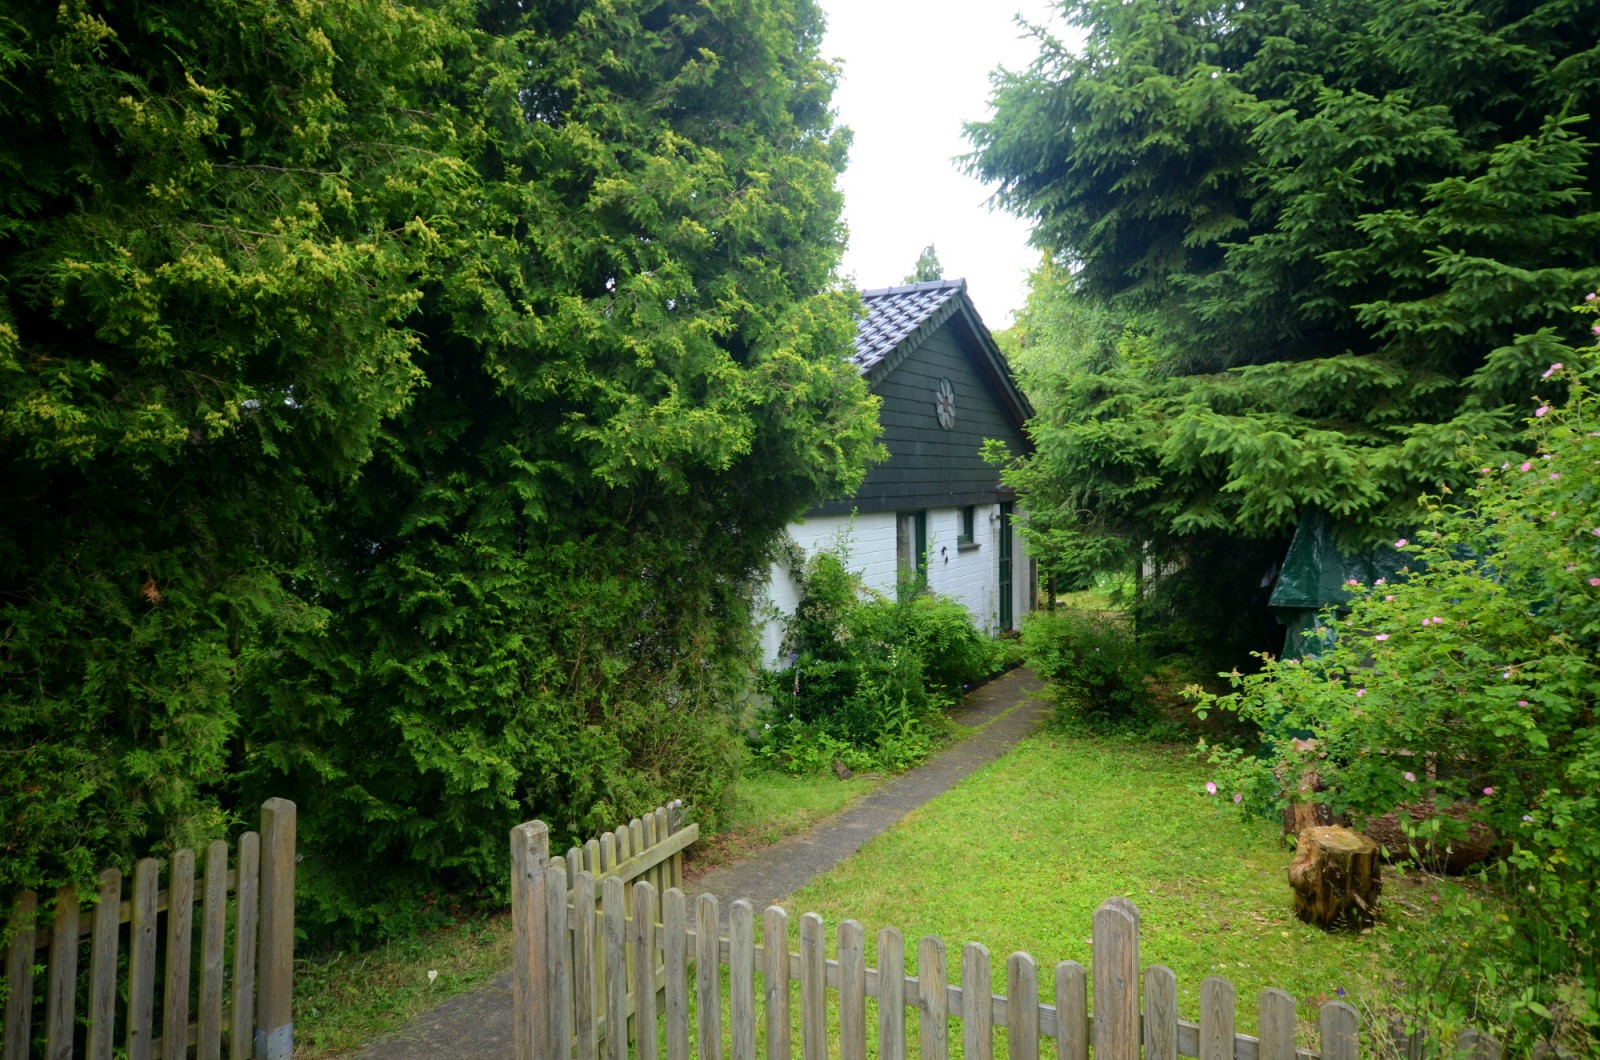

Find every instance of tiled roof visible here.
[851,278,968,373]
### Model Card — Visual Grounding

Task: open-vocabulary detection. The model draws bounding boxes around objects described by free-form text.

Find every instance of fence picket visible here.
[1006,952,1039,1060]
[839,920,867,1060]
[1458,1029,1502,1060]
[1320,1000,1360,1060]
[257,797,296,1060]
[633,881,660,1060]
[697,894,723,1060]
[917,936,948,1060]
[88,869,122,1060]
[1143,966,1177,1060]
[763,906,791,1060]
[574,872,599,1060]
[4,890,37,1060]
[1092,901,1139,1060]
[162,846,195,1060]
[513,822,551,1060]
[878,927,906,1060]
[1199,976,1235,1060]
[605,877,629,1060]
[198,840,229,1060]
[46,884,79,1060]
[1055,960,1087,1060]
[962,943,993,1060]
[128,858,160,1060]
[731,901,757,1060]
[1389,1014,1426,1060]
[1258,988,1297,1060]
[547,863,573,1060]
[644,814,661,902]
[665,889,690,1060]
[799,913,826,1060]
[667,803,685,891]
[232,831,259,1060]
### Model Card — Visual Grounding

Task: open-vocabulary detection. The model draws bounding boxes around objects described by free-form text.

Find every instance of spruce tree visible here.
[968,0,1600,652]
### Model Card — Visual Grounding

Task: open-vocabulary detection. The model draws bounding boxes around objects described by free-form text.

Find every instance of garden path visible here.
[353,666,1047,1060]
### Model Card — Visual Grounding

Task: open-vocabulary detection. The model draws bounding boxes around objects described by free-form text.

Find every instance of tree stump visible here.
[1288,826,1381,928]
[1279,766,1339,836]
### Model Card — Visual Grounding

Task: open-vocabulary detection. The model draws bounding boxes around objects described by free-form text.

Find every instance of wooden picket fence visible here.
[1,798,296,1060]
[509,809,1528,1060]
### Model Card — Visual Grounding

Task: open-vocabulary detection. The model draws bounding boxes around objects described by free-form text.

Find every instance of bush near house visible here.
[755,548,1006,774]
[1194,334,1600,1052]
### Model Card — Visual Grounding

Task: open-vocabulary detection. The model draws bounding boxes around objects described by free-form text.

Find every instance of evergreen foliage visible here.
[904,244,944,284]
[1,0,468,904]
[968,0,1600,575]
[1,0,878,938]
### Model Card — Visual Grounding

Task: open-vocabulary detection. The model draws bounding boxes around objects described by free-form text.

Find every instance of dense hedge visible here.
[0,0,878,940]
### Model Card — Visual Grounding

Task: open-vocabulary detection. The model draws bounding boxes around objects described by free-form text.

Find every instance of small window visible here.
[957,505,977,548]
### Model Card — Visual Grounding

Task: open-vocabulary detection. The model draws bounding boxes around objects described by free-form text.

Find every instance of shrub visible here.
[756,545,1002,773]
[1193,335,1600,1051]
[1021,607,1155,721]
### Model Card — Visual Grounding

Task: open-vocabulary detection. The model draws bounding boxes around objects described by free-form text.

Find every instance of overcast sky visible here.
[819,0,1076,328]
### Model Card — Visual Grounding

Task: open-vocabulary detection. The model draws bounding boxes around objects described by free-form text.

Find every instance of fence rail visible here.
[510,813,1517,1060]
[2,798,296,1060]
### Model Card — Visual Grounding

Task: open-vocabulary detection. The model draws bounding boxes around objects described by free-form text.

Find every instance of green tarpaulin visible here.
[1269,508,1408,659]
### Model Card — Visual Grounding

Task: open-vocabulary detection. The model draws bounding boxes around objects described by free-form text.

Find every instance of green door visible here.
[998,502,1014,631]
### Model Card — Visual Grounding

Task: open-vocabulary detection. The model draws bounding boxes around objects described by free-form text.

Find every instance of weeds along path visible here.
[353,667,1047,1060]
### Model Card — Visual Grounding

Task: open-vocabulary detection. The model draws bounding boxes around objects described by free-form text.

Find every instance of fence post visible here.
[512,821,552,1060]
[1091,899,1139,1060]
[3,891,37,1060]
[256,797,296,1060]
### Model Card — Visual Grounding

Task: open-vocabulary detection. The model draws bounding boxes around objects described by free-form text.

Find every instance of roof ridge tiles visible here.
[857,277,967,299]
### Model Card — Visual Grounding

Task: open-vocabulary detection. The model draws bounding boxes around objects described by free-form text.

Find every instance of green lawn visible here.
[779,732,1448,1048]
[296,716,1457,1056]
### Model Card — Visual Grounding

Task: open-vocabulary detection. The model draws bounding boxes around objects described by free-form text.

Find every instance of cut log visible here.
[1364,800,1496,874]
[1289,826,1381,929]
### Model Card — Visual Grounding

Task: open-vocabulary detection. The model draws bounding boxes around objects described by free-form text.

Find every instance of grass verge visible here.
[294,767,884,1055]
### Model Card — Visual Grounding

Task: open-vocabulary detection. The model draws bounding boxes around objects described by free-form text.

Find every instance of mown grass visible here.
[688,769,882,872]
[776,731,1456,1051]
[294,913,515,1057]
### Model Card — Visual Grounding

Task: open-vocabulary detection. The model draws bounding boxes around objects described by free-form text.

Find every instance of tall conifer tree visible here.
[969,0,1600,647]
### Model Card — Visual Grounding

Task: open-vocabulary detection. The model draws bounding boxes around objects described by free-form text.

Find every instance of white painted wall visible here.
[757,505,1030,667]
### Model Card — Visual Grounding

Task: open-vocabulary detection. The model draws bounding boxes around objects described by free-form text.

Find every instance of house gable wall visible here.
[810,315,1027,517]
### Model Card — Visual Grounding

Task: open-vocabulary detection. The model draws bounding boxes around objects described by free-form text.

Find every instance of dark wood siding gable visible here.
[811,313,1028,516]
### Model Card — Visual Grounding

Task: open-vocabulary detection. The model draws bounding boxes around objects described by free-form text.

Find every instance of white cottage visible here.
[760,279,1035,665]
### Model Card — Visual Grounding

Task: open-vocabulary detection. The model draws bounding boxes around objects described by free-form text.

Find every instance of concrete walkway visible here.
[352,667,1048,1059]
